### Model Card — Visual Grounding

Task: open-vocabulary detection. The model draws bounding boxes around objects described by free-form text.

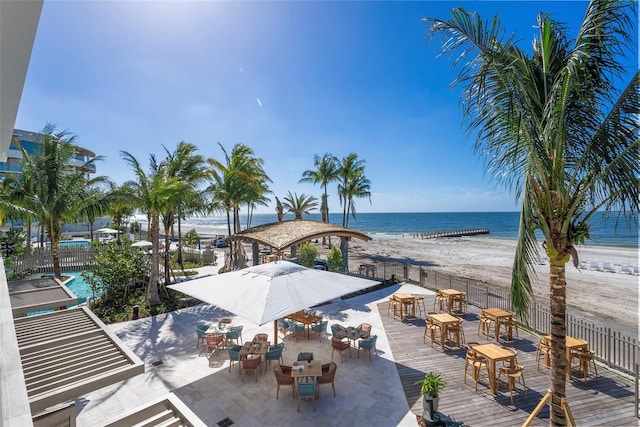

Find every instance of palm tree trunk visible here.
[51,237,61,278]
[549,262,568,426]
[177,213,183,266]
[148,213,161,305]
[163,222,172,286]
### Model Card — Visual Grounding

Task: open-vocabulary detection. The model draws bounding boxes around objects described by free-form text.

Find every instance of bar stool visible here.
[536,334,551,371]
[433,292,447,312]
[447,317,465,347]
[414,295,427,318]
[452,293,466,313]
[423,313,440,346]
[478,312,494,339]
[387,297,400,318]
[501,313,520,341]
[571,349,599,385]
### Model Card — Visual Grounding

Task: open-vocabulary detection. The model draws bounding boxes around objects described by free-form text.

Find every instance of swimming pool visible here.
[26,271,99,316]
[55,240,91,248]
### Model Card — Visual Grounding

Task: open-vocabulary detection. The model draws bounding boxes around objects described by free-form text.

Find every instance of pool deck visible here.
[74,263,638,426]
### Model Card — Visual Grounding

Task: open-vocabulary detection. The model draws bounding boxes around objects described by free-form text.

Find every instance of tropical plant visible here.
[425,1,639,424]
[337,153,371,227]
[326,246,343,272]
[207,143,272,269]
[299,153,340,244]
[183,228,200,248]
[15,124,108,277]
[120,150,188,305]
[281,191,318,219]
[297,241,318,267]
[414,371,446,398]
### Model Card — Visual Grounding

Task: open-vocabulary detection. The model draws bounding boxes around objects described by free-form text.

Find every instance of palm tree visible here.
[337,153,371,227]
[120,151,188,305]
[207,143,271,269]
[16,124,107,278]
[425,2,638,424]
[299,153,340,244]
[158,142,207,278]
[281,191,318,219]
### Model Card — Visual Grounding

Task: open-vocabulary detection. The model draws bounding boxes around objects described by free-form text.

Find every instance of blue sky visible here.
[15,1,637,214]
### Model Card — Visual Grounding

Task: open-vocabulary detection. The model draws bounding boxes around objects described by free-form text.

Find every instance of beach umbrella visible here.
[167,261,379,343]
[96,227,120,234]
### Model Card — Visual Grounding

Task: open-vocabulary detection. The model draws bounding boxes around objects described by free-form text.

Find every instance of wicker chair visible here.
[227,344,243,373]
[253,333,269,343]
[296,379,318,412]
[241,355,262,382]
[317,362,337,397]
[357,335,378,361]
[273,364,295,399]
[265,342,285,366]
[331,337,351,362]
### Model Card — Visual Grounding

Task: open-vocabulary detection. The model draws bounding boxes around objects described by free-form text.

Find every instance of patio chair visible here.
[265,342,285,366]
[241,355,262,382]
[205,333,225,356]
[452,293,466,313]
[414,295,426,318]
[501,313,520,341]
[464,343,489,392]
[218,318,232,327]
[227,344,243,373]
[433,292,447,312]
[357,323,372,339]
[288,322,305,342]
[357,335,378,361]
[253,333,269,343]
[274,364,295,399]
[446,318,465,347]
[310,320,328,341]
[296,378,318,412]
[387,297,400,318]
[571,349,599,385]
[536,335,551,371]
[331,337,351,362]
[317,362,337,397]
[330,323,348,339]
[478,312,494,339]
[196,324,209,350]
[277,318,290,340]
[423,313,440,346]
[498,364,527,405]
[225,325,243,347]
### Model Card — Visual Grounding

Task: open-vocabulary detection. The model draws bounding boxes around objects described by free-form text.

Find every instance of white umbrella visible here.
[96,227,120,234]
[131,240,153,248]
[168,261,379,341]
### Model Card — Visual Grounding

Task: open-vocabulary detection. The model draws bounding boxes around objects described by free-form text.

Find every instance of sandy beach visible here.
[184,223,638,339]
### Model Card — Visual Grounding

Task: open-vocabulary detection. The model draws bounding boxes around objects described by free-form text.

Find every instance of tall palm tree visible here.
[299,153,340,244]
[281,191,318,219]
[425,2,638,424]
[16,124,107,278]
[337,153,371,227]
[207,143,271,269]
[159,142,207,278]
[120,151,188,305]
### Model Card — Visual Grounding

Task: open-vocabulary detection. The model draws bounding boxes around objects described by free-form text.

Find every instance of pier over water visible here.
[412,228,490,239]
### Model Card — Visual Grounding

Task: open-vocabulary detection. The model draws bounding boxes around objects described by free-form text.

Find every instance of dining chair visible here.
[218,318,232,327]
[317,362,337,397]
[357,323,372,339]
[571,349,599,385]
[433,292,447,312]
[273,364,295,399]
[464,343,489,392]
[296,378,318,412]
[241,355,262,382]
[502,346,518,367]
[357,335,378,361]
[225,325,244,347]
[195,324,209,350]
[330,323,348,339]
[501,313,520,341]
[477,312,494,339]
[423,314,440,347]
[310,320,329,341]
[413,295,426,318]
[288,322,305,342]
[205,333,225,356]
[331,337,351,362]
[277,318,290,340]
[447,318,465,347]
[227,344,243,373]
[536,335,551,371]
[265,342,285,367]
[452,293,466,313]
[253,333,269,343]
[497,364,527,405]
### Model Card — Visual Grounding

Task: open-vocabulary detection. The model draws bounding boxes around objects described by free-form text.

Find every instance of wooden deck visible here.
[379,297,638,426]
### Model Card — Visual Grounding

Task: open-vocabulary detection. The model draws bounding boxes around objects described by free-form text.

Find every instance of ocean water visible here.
[182,211,638,249]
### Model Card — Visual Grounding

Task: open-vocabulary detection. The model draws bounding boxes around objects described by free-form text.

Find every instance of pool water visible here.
[26,271,99,316]
[52,240,91,248]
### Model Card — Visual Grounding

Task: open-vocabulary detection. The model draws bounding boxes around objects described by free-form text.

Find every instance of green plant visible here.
[327,246,343,272]
[414,371,446,398]
[297,241,317,267]
[183,228,200,248]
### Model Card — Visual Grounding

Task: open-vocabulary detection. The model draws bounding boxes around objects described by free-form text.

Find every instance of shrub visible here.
[297,241,317,267]
[327,247,343,272]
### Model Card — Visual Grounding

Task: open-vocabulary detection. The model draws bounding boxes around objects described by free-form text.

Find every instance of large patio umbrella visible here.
[96,227,120,234]
[130,240,153,247]
[167,261,379,343]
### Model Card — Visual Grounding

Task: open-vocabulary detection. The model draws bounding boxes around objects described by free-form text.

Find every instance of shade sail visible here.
[167,261,379,326]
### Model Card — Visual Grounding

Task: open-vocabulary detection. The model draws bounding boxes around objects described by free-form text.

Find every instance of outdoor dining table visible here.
[392,292,416,319]
[286,311,322,340]
[428,313,461,350]
[239,340,270,374]
[291,360,324,397]
[438,289,465,314]
[472,343,517,394]
[481,308,514,341]
[205,322,232,335]
[343,326,364,347]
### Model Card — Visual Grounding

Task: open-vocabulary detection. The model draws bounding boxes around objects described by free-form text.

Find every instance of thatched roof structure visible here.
[226,219,371,251]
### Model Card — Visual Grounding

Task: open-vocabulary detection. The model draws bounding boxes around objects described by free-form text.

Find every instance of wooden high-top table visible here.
[472,343,517,394]
[438,289,465,314]
[429,313,461,350]
[392,293,416,319]
[481,308,514,341]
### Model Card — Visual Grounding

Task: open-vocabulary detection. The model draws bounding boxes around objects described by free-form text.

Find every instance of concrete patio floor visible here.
[74,277,429,426]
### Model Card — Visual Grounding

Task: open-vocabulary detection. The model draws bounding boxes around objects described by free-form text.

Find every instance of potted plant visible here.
[414,371,446,413]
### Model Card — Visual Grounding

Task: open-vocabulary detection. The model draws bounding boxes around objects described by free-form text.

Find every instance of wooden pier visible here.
[413,228,490,239]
